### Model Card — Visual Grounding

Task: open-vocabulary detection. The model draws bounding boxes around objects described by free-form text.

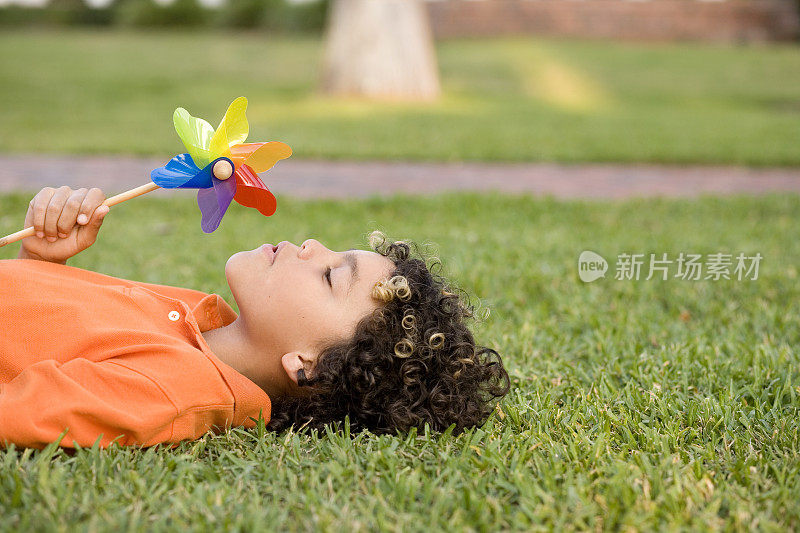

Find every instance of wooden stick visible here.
[0,181,161,248]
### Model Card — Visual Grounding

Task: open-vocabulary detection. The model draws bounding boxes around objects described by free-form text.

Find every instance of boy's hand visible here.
[19,186,109,264]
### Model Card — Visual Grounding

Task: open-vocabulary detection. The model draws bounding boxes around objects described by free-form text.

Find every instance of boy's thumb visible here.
[92,206,110,226]
[77,206,109,250]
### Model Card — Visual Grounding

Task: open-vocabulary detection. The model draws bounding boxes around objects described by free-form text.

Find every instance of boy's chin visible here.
[224,251,244,278]
[226,248,269,286]
[225,251,254,287]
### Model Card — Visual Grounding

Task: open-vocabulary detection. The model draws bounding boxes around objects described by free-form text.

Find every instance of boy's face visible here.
[224,238,395,369]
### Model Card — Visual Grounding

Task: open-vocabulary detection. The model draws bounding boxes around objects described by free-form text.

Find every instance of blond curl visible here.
[372,275,411,303]
[401,312,416,331]
[368,230,387,251]
[394,338,414,358]
[428,332,445,350]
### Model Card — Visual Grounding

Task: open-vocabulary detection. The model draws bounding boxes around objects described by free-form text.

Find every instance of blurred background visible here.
[1,0,798,166]
[0,0,799,214]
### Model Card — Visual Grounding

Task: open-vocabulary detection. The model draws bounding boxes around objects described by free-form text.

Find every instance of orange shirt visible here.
[0,259,271,450]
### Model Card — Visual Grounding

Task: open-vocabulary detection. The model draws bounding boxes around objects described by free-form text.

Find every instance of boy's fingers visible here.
[27,186,105,243]
[43,186,72,241]
[31,187,56,238]
[76,188,106,226]
[57,188,88,237]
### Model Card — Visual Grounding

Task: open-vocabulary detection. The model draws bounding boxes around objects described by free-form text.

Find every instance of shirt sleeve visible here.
[0,358,180,449]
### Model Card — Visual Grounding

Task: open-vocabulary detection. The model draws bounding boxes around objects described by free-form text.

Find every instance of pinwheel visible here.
[0,97,292,247]
[151,96,291,233]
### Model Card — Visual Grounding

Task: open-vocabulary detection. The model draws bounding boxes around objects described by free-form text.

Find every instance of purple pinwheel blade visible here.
[197,175,237,233]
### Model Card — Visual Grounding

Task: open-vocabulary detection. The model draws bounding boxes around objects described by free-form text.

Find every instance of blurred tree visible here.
[115,0,210,27]
[215,0,328,32]
[217,0,277,29]
[46,0,114,25]
[321,0,440,101]
[281,0,328,32]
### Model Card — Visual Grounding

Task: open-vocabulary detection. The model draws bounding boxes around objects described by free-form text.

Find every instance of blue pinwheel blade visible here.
[197,175,237,233]
[151,153,214,189]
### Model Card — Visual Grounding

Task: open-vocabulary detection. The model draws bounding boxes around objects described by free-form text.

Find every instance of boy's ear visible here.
[281,351,314,385]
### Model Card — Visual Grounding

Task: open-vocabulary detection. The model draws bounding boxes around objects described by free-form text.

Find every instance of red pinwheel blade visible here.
[233,164,277,217]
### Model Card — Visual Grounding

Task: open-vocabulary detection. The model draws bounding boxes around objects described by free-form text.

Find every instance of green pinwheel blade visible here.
[173,107,216,169]
[209,96,249,159]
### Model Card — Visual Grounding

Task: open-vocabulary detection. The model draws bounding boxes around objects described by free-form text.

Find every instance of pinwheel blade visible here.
[197,174,237,233]
[229,141,292,173]
[151,153,214,189]
[209,96,249,159]
[228,143,261,168]
[233,164,277,217]
[173,107,216,169]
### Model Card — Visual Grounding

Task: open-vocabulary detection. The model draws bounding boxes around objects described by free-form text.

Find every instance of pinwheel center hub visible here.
[212,159,234,181]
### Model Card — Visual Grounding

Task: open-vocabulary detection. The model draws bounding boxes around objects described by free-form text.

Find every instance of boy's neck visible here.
[201,320,290,400]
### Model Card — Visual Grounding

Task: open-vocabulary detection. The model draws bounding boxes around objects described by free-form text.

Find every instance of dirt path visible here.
[1,154,798,200]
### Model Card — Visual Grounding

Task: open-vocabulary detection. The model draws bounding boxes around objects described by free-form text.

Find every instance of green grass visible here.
[0,191,799,530]
[1,29,799,165]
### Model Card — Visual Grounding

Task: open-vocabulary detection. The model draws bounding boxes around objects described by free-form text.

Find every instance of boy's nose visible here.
[299,239,321,258]
[300,239,324,252]
[299,239,335,261]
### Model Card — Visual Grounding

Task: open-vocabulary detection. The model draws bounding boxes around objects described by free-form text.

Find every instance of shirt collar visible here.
[188,293,272,426]
[192,293,238,332]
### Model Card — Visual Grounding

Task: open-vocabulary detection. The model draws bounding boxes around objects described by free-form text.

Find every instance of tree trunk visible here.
[321,0,441,101]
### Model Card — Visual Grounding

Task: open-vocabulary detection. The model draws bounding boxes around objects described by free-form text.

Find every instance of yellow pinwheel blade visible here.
[230,141,292,173]
[173,107,216,169]
[209,96,249,159]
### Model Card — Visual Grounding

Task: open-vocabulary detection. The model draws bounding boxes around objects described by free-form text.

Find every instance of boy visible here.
[0,186,510,449]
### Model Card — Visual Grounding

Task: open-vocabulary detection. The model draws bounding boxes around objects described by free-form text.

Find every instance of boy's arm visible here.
[0,358,177,449]
[17,247,66,265]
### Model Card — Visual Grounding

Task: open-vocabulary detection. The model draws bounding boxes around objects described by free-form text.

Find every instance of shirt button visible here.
[168,311,181,321]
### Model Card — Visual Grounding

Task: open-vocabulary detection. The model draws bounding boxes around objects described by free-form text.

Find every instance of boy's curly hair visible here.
[265,232,510,436]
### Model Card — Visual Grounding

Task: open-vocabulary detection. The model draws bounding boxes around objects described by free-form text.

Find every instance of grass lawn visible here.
[0,29,799,165]
[0,191,798,530]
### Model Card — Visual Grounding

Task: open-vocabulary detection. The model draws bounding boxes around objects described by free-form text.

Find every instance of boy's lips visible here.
[261,241,288,265]
[260,243,278,265]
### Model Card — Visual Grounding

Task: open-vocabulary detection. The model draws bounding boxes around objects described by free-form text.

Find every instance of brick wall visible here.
[426,0,800,42]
